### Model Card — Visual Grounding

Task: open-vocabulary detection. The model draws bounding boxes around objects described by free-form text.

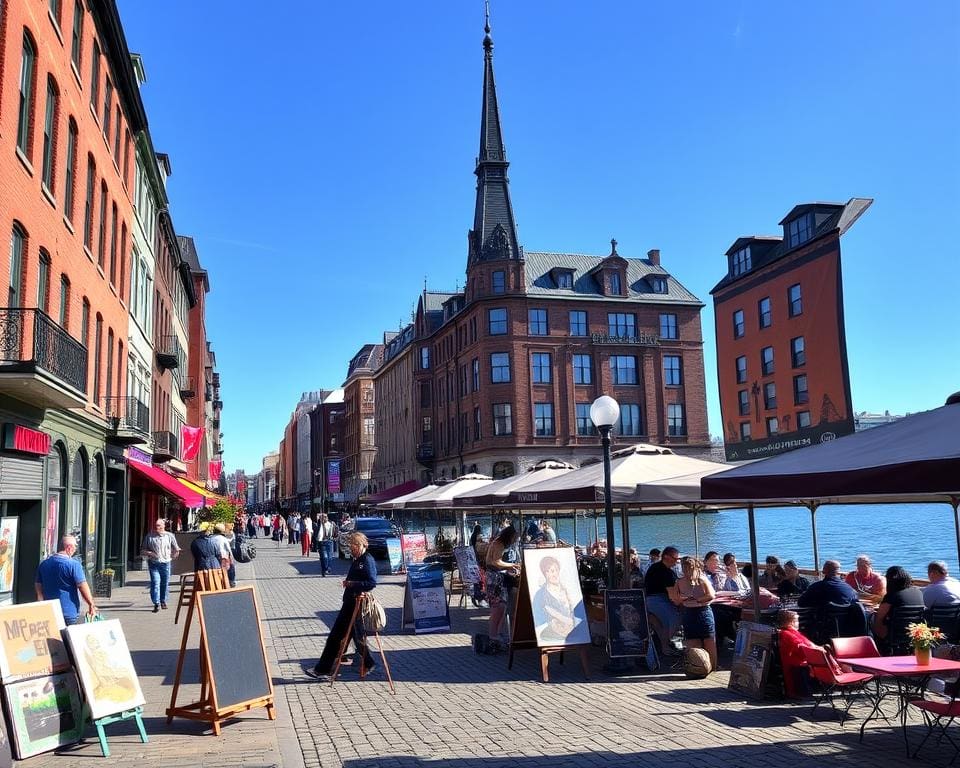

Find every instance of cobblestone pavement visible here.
[18,543,958,767]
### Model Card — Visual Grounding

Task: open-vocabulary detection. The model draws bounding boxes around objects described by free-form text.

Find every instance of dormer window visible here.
[650,276,668,294]
[556,270,573,289]
[610,272,622,295]
[787,213,813,248]
[731,246,752,277]
[492,270,506,294]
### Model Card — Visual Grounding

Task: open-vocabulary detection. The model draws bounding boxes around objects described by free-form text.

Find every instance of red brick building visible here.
[711,198,872,461]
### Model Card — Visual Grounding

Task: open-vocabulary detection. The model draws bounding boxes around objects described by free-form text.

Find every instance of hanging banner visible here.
[327,460,341,494]
[208,460,223,482]
[180,426,204,462]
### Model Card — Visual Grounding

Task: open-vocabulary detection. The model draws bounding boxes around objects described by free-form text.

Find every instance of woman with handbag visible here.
[306,532,378,681]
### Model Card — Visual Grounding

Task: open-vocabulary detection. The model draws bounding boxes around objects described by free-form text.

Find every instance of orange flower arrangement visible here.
[907,622,945,650]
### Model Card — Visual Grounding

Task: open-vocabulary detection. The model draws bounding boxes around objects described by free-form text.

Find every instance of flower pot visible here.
[915,645,931,665]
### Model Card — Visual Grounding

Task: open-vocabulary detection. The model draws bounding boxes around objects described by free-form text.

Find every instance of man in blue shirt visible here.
[35,535,96,625]
[798,560,858,608]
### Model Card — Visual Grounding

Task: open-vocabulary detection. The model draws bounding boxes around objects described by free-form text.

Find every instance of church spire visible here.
[468,3,521,268]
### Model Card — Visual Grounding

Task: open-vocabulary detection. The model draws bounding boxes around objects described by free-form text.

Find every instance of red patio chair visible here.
[802,645,874,724]
[830,635,881,661]
[910,691,960,763]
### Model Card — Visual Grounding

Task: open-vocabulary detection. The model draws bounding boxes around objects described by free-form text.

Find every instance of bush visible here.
[197,498,241,525]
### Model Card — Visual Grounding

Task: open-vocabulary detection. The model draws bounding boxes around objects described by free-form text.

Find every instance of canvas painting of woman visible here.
[524,548,591,647]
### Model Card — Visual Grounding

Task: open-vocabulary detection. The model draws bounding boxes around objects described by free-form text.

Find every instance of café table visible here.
[841,655,960,756]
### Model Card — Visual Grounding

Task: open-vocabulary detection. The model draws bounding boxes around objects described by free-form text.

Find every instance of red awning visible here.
[362,479,421,505]
[129,461,205,507]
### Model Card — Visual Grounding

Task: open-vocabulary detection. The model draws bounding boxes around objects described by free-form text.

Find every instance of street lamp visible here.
[590,395,620,591]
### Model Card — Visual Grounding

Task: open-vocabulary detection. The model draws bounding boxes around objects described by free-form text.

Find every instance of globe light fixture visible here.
[590,395,620,590]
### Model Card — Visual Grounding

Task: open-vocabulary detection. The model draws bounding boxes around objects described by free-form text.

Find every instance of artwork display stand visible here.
[329,593,395,695]
[447,566,469,608]
[90,705,147,757]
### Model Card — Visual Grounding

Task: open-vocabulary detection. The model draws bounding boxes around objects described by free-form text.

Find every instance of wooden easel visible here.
[447,565,470,608]
[507,565,590,683]
[329,593,396,695]
[91,705,148,756]
[166,568,265,734]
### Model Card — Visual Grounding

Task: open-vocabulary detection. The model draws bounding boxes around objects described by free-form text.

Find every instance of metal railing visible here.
[0,308,87,394]
[156,335,181,369]
[104,396,150,435]
[178,375,196,398]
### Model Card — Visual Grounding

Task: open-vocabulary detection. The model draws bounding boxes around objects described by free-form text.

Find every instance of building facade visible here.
[342,346,382,505]
[711,198,872,460]
[370,325,417,492]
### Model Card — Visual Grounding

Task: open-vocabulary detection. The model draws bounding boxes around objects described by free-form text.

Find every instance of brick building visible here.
[342,345,383,505]
[711,198,872,461]
[370,325,416,494]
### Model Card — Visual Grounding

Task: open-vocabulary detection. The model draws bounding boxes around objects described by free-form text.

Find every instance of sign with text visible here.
[1,424,50,456]
[327,460,341,494]
[402,563,450,634]
[0,600,68,683]
[386,538,403,574]
[452,546,482,585]
[400,533,428,566]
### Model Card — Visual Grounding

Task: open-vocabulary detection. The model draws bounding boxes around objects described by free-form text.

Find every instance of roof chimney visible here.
[647,249,660,266]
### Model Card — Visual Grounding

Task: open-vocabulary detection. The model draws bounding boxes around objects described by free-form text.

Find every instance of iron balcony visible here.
[104,396,150,445]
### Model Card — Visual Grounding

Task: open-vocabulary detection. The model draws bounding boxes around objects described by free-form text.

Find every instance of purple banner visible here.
[327,459,341,494]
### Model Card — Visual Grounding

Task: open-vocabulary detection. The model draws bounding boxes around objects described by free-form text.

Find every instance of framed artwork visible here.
[0,601,68,683]
[0,517,18,594]
[605,589,650,658]
[4,672,83,759]
[64,620,144,720]
[522,547,591,647]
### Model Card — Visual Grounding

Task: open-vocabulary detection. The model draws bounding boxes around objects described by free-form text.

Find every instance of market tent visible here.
[404,473,495,509]
[376,483,439,511]
[452,460,575,507]
[362,479,422,505]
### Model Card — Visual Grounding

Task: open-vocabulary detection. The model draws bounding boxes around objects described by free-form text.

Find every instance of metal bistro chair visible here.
[927,605,960,645]
[910,688,960,763]
[802,645,874,725]
[886,605,928,656]
[816,602,869,645]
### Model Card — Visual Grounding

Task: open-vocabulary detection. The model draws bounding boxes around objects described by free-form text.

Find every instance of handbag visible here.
[360,593,387,633]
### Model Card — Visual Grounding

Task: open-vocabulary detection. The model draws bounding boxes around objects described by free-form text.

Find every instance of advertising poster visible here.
[728,621,776,699]
[5,672,83,759]
[44,496,58,560]
[452,545,482,585]
[0,518,18,595]
[0,601,68,683]
[386,538,403,574]
[522,548,591,647]
[327,460,341,494]
[604,589,650,658]
[405,562,450,634]
[400,533,428,566]
[64,620,145,720]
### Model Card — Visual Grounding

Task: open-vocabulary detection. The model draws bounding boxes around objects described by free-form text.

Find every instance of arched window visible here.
[37,249,51,312]
[492,461,515,480]
[64,119,78,221]
[9,223,27,307]
[86,454,103,571]
[17,32,37,157]
[70,448,87,543]
[41,76,60,193]
[45,442,67,558]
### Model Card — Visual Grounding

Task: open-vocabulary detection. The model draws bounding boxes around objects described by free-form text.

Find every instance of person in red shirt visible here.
[844,554,886,602]
[777,610,841,698]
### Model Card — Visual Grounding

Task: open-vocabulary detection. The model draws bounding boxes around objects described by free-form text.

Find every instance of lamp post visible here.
[590,395,620,591]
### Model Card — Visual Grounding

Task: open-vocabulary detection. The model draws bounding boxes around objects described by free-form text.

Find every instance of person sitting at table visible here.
[672,556,717,673]
[924,561,960,608]
[640,548,661,578]
[845,554,886,603]
[776,610,842,698]
[760,555,781,591]
[644,546,683,657]
[798,560,858,609]
[721,553,749,592]
[703,551,724,592]
[777,560,811,599]
[873,565,924,647]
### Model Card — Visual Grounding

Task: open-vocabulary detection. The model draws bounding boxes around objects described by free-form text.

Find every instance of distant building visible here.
[711,198,872,461]
[854,410,904,431]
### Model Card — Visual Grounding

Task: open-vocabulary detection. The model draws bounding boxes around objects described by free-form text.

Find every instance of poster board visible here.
[452,546,481,585]
[521,548,590,648]
[400,533,427,566]
[604,589,650,658]
[386,538,403,574]
[196,587,274,713]
[64,619,145,720]
[172,531,203,576]
[728,621,776,699]
[0,517,18,596]
[401,563,450,634]
[0,600,68,682]
[4,672,83,759]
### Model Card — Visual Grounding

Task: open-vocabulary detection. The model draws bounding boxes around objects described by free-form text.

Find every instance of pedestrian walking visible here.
[141,518,180,612]
[316,513,338,576]
[300,513,314,557]
[191,523,227,571]
[211,522,237,587]
[287,512,299,545]
[246,513,258,539]
[261,514,270,537]
[35,535,97,624]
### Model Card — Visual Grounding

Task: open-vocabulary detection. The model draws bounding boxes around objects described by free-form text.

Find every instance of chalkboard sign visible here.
[604,589,650,658]
[171,532,203,576]
[196,587,273,712]
[728,621,776,699]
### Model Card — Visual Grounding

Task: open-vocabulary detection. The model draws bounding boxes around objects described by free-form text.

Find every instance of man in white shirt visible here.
[924,561,960,608]
[141,519,180,611]
[287,513,300,545]
[315,513,338,577]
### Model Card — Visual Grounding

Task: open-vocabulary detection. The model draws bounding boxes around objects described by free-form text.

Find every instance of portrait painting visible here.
[4,672,83,759]
[522,547,591,647]
[64,620,144,720]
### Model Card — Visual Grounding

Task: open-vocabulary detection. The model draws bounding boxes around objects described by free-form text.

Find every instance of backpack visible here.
[360,594,387,633]
[234,538,256,563]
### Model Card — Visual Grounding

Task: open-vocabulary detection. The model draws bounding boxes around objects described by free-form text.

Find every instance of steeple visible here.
[467,4,521,268]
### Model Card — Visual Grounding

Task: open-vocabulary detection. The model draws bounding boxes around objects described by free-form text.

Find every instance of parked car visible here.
[338,517,403,560]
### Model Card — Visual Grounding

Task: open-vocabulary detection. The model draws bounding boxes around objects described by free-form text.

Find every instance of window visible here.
[93,315,102,403]
[491,270,505,294]
[533,403,555,436]
[575,403,595,436]
[9,224,26,307]
[651,276,668,293]
[81,298,89,346]
[528,308,547,336]
[788,283,803,317]
[731,246,751,276]
[664,355,682,386]
[421,416,432,443]
[37,251,51,312]
[610,355,638,385]
[733,309,745,338]
[788,214,812,248]
[610,272,622,295]
[106,328,114,402]
[791,336,805,368]
[556,271,573,289]
[108,203,118,285]
[113,106,121,158]
[659,313,677,340]
[102,78,112,138]
[419,346,429,369]
[488,308,507,335]
[490,352,510,383]
[58,276,69,326]
[472,358,479,391]
[492,461,515,479]
[766,416,780,435]
[97,182,107,267]
[738,390,749,416]
[90,42,100,112]
[736,355,747,384]
[608,313,636,338]
[42,80,59,192]
[793,374,809,405]
[616,403,642,436]
[797,410,812,429]
[667,404,686,436]
[71,2,84,69]
[493,403,512,436]
[764,382,776,410]
[50,0,62,25]
[573,354,592,385]
[64,120,78,220]
[569,310,587,336]
[18,34,37,157]
[474,407,481,440]
[83,156,95,249]
[531,352,551,384]
[740,422,751,440]
[758,297,772,329]
[761,346,774,376]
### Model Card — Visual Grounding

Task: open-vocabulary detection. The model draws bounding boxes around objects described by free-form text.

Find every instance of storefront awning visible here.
[178,478,224,506]
[362,479,422,505]
[129,461,205,507]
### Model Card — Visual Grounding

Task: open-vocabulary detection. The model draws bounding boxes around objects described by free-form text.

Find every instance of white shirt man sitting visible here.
[924,561,960,608]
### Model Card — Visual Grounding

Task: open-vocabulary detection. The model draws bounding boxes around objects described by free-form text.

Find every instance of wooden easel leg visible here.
[579,647,590,679]
[371,631,396,695]
[540,650,550,683]
[266,703,277,721]
[330,599,362,686]
[167,596,196,722]
[95,719,109,757]
[135,710,148,743]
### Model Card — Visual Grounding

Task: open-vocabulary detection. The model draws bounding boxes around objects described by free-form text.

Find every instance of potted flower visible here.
[907,622,944,665]
[94,568,115,598]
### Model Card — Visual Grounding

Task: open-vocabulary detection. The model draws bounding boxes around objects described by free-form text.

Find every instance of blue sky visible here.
[116,2,960,474]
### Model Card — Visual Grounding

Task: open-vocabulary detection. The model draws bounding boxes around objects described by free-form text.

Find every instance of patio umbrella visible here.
[376,483,440,511]
[404,473,494,509]
[452,460,575,507]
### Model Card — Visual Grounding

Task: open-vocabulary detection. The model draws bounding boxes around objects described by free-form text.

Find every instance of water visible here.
[404,503,960,577]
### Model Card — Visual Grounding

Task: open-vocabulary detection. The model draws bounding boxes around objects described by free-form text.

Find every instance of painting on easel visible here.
[521,548,591,647]
[64,620,145,720]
